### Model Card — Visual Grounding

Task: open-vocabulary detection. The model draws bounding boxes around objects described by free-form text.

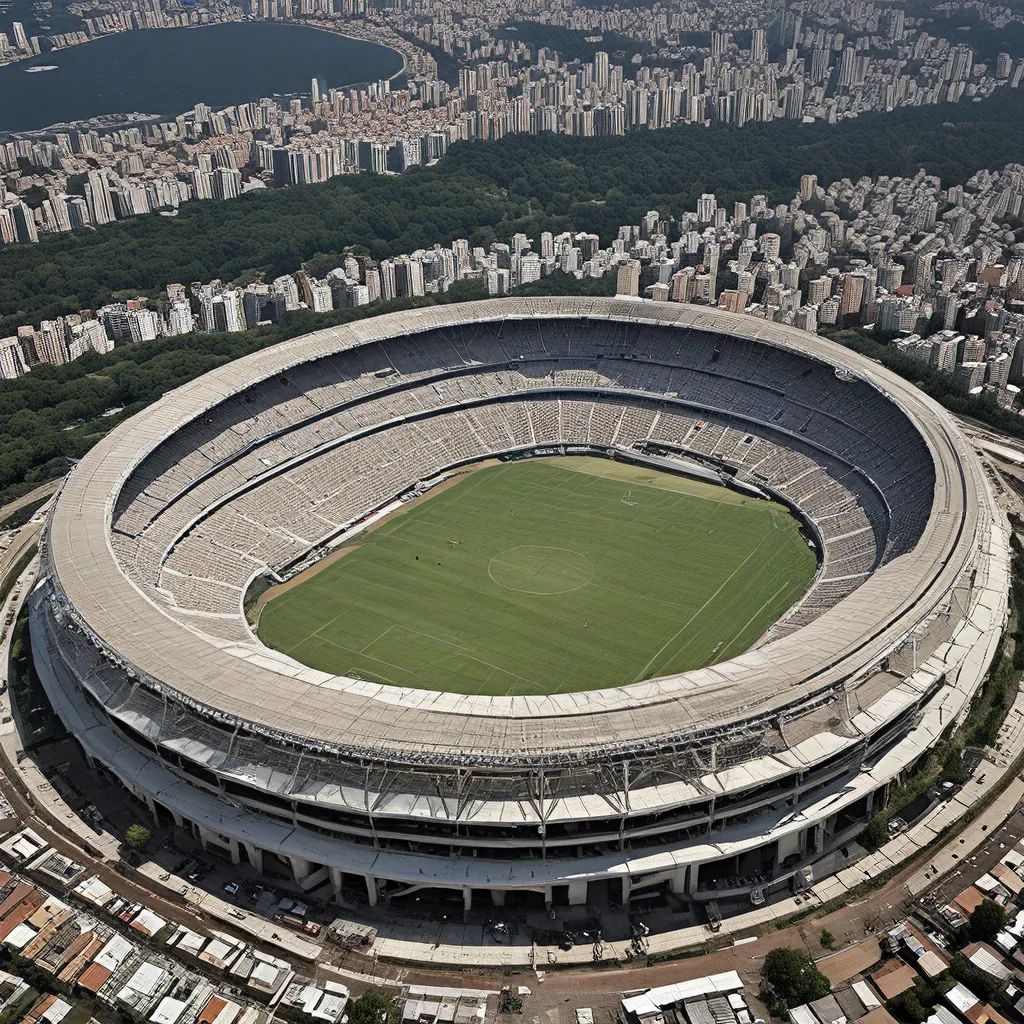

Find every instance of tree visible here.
[860,814,888,852]
[939,747,969,785]
[498,993,524,1015]
[819,929,835,949]
[948,954,996,1003]
[969,899,1008,942]
[123,823,151,851]
[888,990,928,1024]
[888,975,944,1024]
[762,947,831,1011]
[347,988,398,1024]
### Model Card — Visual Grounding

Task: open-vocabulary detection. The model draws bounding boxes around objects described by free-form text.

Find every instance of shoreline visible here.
[0,18,407,136]
[284,19,409,82]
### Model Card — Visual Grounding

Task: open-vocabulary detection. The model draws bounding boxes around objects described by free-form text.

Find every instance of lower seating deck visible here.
[105,321,935,645]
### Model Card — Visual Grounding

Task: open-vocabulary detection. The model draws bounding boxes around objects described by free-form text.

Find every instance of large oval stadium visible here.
[31,297,1010,916]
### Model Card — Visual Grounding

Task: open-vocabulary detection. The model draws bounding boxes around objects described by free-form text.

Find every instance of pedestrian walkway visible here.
[6,555,1024,971]
[366,683,1024,967]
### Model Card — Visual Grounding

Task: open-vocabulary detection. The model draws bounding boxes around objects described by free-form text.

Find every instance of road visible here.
[0,474,1017,1010]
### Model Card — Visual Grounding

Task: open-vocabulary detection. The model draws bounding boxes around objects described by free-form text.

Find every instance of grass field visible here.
[256,458,818,695]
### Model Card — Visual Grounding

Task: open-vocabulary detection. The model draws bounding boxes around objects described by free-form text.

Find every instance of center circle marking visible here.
[487,545,596,595]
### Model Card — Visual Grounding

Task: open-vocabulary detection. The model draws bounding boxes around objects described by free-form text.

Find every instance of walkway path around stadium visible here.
[5,547,1024,985]
[0,502,1022,988]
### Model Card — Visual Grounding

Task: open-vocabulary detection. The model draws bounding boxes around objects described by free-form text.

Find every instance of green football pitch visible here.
[256,458,818,696]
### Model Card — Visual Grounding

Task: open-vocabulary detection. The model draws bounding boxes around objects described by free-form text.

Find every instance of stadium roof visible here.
[45,297,981,761]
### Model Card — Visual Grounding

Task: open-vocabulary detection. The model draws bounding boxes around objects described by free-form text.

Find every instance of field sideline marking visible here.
[654,528,812,674]
[360,623,395,654]
[351,624,544,692]
[283,609,347,654]
[306,636,409,688]
[705,569,798,666]
[631,526,778,683]
[397,625,473,651]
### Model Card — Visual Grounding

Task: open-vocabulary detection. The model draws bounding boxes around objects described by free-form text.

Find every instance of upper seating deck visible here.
[113,323,929,541]
[44,300,974,762]
[104,318,935,639]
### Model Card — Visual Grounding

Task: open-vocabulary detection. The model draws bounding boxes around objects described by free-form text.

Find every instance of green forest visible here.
[3,88,1024,338]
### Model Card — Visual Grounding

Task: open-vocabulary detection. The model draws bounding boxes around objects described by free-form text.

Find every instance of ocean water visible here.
[0,21,404,132]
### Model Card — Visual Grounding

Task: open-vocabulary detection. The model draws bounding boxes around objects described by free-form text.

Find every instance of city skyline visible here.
[3,159,1023,433]
[2,0,1024,246]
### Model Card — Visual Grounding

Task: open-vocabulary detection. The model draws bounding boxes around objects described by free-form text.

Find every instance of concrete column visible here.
[796,828,808,857]
[621,875,632,903]
[568,881,587,906]
[543,885,553,908]
[462,887,472,922]
[170,809,184,829]
[329,866,343,898]
[669,867,688,895]
[197,826,236,860]
[813,823,824,854]
[144,794,160,828]
[242,842,263,873]
[365,875,378,907]
[491,890,506,907]
[288,855,312,882]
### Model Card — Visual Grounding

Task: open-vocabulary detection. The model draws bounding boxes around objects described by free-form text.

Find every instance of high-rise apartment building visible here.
[616,260,641,297]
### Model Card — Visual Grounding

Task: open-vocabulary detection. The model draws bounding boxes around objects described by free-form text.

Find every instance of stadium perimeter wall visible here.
[27,298,1012,916]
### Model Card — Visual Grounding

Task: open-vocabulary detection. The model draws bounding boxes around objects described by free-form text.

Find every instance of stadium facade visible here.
[31,298,1010,914]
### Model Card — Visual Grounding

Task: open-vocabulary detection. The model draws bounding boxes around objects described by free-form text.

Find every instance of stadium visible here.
[30,296,1010,919]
